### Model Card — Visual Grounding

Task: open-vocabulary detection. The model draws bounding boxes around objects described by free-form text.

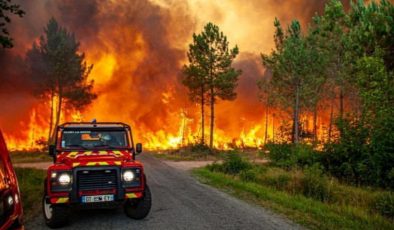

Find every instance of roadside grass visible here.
[193,167,394,230]
[149,149,225,161]
[15,168,46,221]
[150,151,221,161]
[10,151,51,164]
[149,146,263,162]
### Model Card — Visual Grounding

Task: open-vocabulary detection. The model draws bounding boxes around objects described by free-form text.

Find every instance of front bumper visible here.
[48,166,144,205]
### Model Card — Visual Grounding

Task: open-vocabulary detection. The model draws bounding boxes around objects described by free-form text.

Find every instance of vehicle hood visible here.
[56,150,132,167]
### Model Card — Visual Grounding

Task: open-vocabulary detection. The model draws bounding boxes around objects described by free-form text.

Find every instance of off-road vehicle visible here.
[43,122,151,228]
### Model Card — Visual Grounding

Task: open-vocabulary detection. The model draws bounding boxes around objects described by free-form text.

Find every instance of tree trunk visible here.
[201,85,205,145]
[293,84,300,144]
[208,51,214,149]
[339,88,344,138]
[337,54,344,122]
[264,103,269,144]
[339,88,344,120]
[328,97,334,143]
[51,92,63,143]
[313,105,318,144]
[272,114,275,143]
[209,87,214,148]
[181,111,186,147]
[48,90,55,144]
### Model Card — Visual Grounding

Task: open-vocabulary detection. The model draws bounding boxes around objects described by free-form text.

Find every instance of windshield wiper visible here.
[65,144,88,150]
[93,144,118,149]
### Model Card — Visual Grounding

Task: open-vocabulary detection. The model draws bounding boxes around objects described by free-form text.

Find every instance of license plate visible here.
[81,195,114,203]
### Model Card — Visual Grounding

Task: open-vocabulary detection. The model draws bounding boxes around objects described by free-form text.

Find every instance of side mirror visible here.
[135,143,142,155]
[48,144,56,156]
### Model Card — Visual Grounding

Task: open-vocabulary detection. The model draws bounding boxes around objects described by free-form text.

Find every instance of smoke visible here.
[215,53,265,133]
[0,0,343,147]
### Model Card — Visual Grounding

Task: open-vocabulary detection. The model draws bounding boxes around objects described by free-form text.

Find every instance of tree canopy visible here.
[27,18,96,142]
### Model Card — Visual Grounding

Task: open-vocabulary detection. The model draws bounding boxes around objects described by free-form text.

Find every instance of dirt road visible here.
[25,154,302,230]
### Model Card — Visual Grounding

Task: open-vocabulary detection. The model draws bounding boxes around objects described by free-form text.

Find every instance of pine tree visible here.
[262,20,323,143]
[183,22,241,148]
[27,18,96,143]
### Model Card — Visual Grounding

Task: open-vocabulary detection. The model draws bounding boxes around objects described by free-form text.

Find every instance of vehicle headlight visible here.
[7,196,14,206]
[123,170,135,182]
[50,170,72,192]
[58,173,71,185]
[122,168,141,188]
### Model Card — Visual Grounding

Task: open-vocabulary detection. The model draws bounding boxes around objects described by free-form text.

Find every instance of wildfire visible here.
[4,109,48,151]
[0,0,336,152]
[3,101,329,151]
[3,106,274,151]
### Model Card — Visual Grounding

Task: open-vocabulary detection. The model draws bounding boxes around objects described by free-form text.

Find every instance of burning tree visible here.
[183,22,241,148]
[27,18,96,143]
[257,72,275,144]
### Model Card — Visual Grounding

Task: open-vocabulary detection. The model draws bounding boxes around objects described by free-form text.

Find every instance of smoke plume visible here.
[0,0,345,149]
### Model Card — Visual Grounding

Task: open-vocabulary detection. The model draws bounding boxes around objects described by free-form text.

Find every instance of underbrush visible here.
[373,192,394,220]
[198,150,394,229]
[206,151,251,174]
[151,143,224,161]
[263,143,320,169]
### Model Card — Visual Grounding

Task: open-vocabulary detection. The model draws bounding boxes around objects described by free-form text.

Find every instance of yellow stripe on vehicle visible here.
[73,162,80,167]
[125,193,137,199]
[113,150,122,156]
[68,152,78,158]
[98,162,109,166]
[86,162,97,166]
[56,197,69,203]
[114,161,122,166]
[99,151,107,155]
[84,151,93,156]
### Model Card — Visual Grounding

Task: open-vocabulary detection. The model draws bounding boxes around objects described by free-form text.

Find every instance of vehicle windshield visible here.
[61,130,129,149]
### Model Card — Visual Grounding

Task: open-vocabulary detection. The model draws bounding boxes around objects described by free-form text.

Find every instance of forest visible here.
[182,0,393,189]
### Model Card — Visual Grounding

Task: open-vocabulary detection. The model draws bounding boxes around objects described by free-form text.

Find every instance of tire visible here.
[124,184,152,219]
[42,196,70,228]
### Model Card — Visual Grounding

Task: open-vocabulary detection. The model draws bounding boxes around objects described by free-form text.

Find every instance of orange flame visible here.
[0,0,339,151]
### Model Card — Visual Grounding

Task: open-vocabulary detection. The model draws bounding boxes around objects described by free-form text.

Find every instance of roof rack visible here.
[59,122,131,129]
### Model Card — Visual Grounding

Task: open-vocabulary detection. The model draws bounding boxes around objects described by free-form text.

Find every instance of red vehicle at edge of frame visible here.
[0,130,24,230]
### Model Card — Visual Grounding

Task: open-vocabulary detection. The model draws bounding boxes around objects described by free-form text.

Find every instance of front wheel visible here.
[43,196,70,228]
[124,184,152,219]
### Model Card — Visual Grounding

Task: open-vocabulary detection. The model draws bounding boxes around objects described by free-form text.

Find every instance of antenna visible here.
[91,118,97,127]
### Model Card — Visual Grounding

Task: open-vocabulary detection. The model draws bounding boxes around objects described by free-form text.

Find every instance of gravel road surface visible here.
[25,154,302,230]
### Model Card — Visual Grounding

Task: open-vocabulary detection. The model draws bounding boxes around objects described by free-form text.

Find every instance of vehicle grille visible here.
[77,169,117,191]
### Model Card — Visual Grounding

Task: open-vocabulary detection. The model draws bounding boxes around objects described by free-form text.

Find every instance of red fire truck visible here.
[43,122,151,228]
